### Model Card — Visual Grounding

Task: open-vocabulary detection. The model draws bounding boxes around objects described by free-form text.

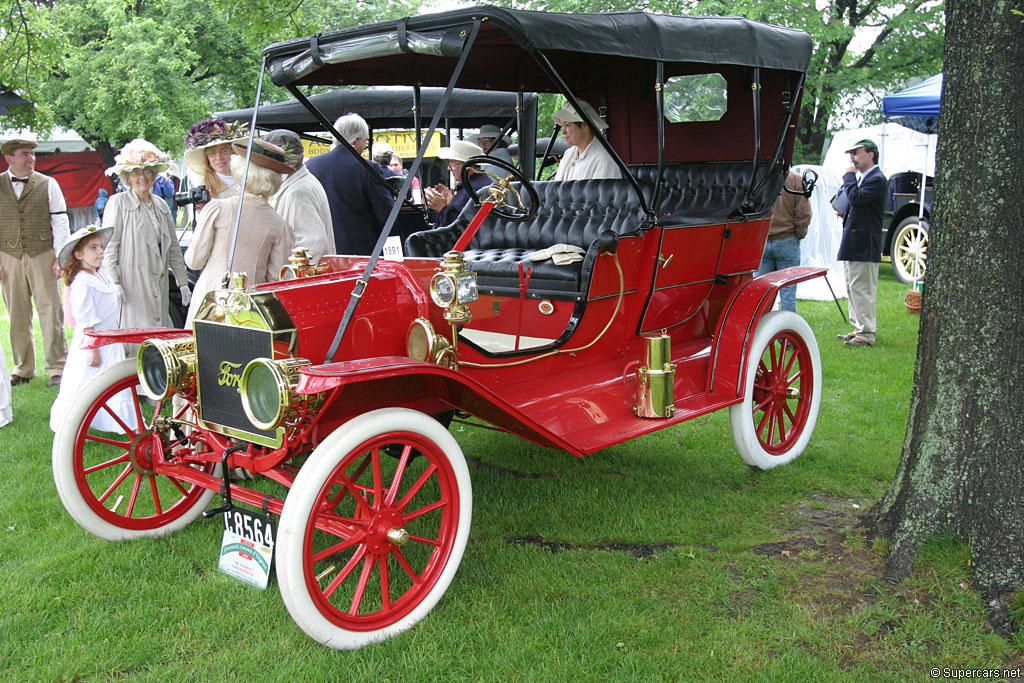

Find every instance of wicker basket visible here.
[905,288,922,314]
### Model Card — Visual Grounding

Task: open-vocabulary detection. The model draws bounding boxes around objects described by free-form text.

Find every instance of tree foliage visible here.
[1,0,418,162]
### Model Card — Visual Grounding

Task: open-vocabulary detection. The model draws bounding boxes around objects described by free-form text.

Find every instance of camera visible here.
[173,185,210,206]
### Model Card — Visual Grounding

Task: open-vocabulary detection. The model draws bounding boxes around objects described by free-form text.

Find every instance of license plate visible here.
[218,508,275,589]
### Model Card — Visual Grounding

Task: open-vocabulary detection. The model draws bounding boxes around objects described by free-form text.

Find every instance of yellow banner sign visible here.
[373,131,443,159]
[302,131,443,161]
[303,139,332,159]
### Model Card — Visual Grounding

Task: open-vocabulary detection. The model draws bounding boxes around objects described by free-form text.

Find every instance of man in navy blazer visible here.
[305,114,395,255]
[836,139,887,347]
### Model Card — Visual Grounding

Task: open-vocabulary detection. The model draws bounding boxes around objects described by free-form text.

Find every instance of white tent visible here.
[822,122,935,178]
[792,164,846,301]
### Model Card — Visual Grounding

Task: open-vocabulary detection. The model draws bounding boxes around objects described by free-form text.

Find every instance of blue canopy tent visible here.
[882,74,942,284]
[882,73,942,134]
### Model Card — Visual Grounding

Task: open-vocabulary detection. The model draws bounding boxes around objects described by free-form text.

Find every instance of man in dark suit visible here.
[836,139,887,347]
[305,114,395,255]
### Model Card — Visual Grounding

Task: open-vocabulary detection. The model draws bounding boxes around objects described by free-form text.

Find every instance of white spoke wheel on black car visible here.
[277,408,472,650]
[730,311,822,470]
[890,217,928,285]
[53,359,218,541]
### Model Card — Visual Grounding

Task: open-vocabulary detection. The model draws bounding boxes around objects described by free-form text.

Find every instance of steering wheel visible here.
[461,156,539,223]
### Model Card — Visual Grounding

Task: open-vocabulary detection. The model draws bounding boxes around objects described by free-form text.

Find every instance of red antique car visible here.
[52,6,823,650]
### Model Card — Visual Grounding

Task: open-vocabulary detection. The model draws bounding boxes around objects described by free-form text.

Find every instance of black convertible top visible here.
[215,88,536,133]
[265,5,812,89]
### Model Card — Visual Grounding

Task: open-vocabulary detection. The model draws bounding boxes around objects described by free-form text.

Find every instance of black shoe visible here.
[47,375,61,387]
[836,332,856,341]
[10,374,31,387]
[843,337,872,347]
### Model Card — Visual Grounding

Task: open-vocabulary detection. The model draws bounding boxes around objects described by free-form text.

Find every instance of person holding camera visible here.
[101,139,190,331]
[183,118,249,202]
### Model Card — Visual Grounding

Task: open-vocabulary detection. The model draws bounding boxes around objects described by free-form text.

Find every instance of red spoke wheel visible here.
[277,408,471,650]
[52,359,218,540]
[730,311,822,469]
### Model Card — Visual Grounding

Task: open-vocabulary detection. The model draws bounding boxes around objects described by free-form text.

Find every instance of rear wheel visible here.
[277,408,471,650]
[890,217,928,284]
[730,311,822,470]
[52,359,218,540]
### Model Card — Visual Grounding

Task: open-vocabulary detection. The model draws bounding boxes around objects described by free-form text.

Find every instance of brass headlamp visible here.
[240,357,321,431]
[137,338,197,401]
[430,251,478,325]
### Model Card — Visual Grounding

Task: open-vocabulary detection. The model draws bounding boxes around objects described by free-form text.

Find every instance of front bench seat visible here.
[405,179,650,299]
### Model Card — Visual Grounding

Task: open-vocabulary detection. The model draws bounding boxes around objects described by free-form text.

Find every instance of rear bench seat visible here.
[404,162,782,300]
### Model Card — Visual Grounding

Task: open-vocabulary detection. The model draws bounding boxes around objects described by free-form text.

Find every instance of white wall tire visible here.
[52,359,218,541]
[890,217,929,285]
[276,408,472,650]
[729,311,822,470]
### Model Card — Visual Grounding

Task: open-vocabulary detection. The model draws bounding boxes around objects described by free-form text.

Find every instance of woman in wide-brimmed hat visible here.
[184,138,295,323]
[424,140,492,226]
[101,139,190,334]
[183,118,249,200]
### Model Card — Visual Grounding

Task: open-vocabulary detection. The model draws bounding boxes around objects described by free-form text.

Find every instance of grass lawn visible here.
[2,267,1022,681]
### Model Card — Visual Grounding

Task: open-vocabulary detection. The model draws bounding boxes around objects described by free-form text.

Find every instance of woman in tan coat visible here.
[101,139,190,329]
[184,138,294,323]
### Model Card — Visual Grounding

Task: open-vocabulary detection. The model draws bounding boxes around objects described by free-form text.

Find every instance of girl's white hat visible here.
[58,225,113,268]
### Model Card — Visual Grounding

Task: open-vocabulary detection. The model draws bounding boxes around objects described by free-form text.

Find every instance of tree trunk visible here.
[865,0,1024,636]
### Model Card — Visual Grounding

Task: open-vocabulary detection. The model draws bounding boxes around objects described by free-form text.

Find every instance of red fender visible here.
[706,266,827,397]
[297,356,583,455]
[83,328,192,350]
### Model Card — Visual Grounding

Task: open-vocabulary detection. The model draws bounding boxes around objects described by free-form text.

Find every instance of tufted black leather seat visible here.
[404,162,783,299]
[630,161,783,225]
[405,178,650,299]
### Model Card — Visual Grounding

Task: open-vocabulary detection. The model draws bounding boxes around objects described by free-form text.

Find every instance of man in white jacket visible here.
[263,129,335,261]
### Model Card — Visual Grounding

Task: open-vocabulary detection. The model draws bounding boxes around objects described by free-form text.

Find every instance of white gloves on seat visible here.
[527,243,585,265]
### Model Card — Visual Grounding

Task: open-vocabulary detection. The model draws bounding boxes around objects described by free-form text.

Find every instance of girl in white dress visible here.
[50,226,138,434]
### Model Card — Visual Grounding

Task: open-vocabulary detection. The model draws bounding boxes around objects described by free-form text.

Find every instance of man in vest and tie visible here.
[1,139,69,386]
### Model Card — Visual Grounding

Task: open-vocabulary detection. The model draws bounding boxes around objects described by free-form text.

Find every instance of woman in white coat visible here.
[184,138,294,323]
[101,139,191,329]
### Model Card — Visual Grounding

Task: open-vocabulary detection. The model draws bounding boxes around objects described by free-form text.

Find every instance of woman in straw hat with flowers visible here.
[183,138,295,323]
[101,139,191,332]
[183,118,249,201]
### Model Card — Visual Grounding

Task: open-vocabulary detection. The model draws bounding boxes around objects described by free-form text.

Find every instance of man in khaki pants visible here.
[1,139,69,386]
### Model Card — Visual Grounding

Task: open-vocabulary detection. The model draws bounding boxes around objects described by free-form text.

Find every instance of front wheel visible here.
[730,311,822,470]
[52,359,218,540]
[276,408,471,650]
[890,217,928,284]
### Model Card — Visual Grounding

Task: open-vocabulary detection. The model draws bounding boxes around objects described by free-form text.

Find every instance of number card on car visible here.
[219,508,275,589]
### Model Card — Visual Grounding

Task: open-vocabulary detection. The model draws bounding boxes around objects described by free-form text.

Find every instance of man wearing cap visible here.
[552,99,622,181]
[263,129,335,262]
[1,139,69,387]
[305,113,395,255]
[370,141,402,179]
[469,125,515,176]
[425,140,492,226]
[837,139,887,347]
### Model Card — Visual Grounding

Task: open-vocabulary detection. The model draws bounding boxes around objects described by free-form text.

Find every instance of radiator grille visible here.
[194,321,276,444]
